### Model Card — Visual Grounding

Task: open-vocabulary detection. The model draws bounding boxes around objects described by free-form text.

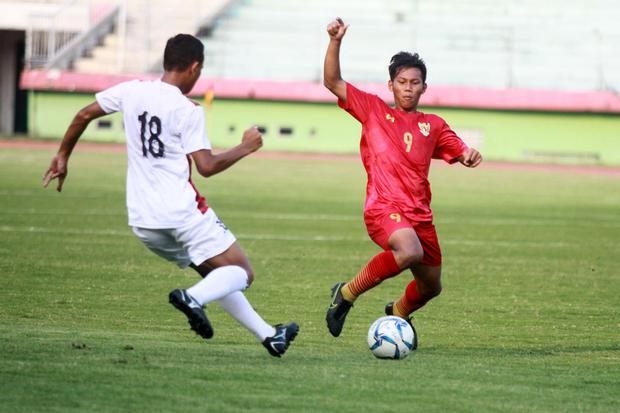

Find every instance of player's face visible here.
[389,67,427,112]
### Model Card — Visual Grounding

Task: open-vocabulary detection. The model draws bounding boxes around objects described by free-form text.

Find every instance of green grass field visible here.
[1,145,618,412]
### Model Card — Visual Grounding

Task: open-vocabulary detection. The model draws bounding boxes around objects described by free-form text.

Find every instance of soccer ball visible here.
[367,316,415,360]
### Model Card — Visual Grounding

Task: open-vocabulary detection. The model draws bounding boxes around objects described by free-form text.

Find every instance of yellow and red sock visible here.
[393,279,429,317]
[342,250,401,302]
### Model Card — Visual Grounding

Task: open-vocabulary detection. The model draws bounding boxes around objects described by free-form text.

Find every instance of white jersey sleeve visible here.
[95,80,139,114]
[181,105,212,154]
[95,79,215,229]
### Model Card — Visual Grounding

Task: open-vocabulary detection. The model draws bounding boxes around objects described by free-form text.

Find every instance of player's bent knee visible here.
[395,249,424,269]
[243,267,255,286]
[424,284,442,300]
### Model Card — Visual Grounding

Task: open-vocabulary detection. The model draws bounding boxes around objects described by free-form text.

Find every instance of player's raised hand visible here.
[242,127,263,153]
[43,154,68,192]
[458,148,483,168]
[327,17,349,41]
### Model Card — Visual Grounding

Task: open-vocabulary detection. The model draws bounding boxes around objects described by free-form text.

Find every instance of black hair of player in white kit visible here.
[163,34,204,72]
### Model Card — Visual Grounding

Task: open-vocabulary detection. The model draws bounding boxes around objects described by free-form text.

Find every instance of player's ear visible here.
[189,61,201,74]
[388,80,393,92]
[421,83,427,94]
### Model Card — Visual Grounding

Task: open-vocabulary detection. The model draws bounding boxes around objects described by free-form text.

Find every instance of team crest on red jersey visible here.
[418,122,430,137]
[386,113,395,123]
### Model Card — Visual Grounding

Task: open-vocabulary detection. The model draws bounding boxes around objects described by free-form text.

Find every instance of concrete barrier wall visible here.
[28,91,620,165]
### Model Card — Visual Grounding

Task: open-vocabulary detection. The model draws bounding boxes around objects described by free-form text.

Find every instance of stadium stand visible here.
[203,0,620,92]
[0,0,115,69]
[0,0,230,74]
[0,0,231,134]
[4,0,620,138]
[0,0,114,134]
[72,0,231,74]
[203,0,418,83]
[8,0,620,165]
[6,0,620,92]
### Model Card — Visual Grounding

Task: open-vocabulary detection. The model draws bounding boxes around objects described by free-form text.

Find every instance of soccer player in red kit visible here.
[323,18,482,345]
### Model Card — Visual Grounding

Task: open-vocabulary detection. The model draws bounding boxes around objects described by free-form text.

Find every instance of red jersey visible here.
[338,82,468,223]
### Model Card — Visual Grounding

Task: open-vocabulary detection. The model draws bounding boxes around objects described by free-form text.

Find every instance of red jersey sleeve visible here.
[337,82,377,123]
[432,119,469,164]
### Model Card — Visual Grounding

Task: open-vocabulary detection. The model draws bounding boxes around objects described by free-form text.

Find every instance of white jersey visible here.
[96,79,211,228]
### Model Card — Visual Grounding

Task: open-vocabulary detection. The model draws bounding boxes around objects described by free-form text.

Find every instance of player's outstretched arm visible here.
[323,17,349,102]
[43,102,107,192]
[457,148,483,168]
[191,126,263,178]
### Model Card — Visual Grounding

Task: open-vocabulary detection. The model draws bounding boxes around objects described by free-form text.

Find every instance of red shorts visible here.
[364,209,442,266]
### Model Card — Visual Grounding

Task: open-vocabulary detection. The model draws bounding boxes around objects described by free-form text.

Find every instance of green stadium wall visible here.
[28,91,620,165]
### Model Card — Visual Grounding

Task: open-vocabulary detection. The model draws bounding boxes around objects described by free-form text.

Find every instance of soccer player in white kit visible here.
[43,34,299,357]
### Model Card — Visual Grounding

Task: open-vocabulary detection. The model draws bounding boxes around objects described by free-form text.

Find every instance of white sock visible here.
[218,291,276,341]
[186,265,248,305]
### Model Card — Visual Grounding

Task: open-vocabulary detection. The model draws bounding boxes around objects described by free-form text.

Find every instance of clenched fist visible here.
[458,148,483,168]
[327,17,349,41]
[242,127,263,153]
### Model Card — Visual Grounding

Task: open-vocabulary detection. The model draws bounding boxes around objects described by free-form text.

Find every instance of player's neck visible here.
[161,72,185,93]
[394,105,417,114]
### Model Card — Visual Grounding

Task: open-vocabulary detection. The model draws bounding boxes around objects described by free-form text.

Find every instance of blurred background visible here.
[1,0,619,164]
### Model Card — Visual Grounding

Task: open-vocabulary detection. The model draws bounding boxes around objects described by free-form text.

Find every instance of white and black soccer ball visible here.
[367,316,415,360]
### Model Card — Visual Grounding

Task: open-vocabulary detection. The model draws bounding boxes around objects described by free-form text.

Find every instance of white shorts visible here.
[132,208,237,268]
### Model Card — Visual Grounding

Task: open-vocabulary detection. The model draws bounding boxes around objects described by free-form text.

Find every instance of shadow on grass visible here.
[424,344,620,356]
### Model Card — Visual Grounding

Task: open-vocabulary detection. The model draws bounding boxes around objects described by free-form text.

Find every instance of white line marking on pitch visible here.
[2,208,619,228]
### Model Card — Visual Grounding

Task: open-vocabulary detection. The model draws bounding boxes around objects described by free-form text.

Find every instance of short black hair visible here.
[389,52,427,82]
[163,34,204,71]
